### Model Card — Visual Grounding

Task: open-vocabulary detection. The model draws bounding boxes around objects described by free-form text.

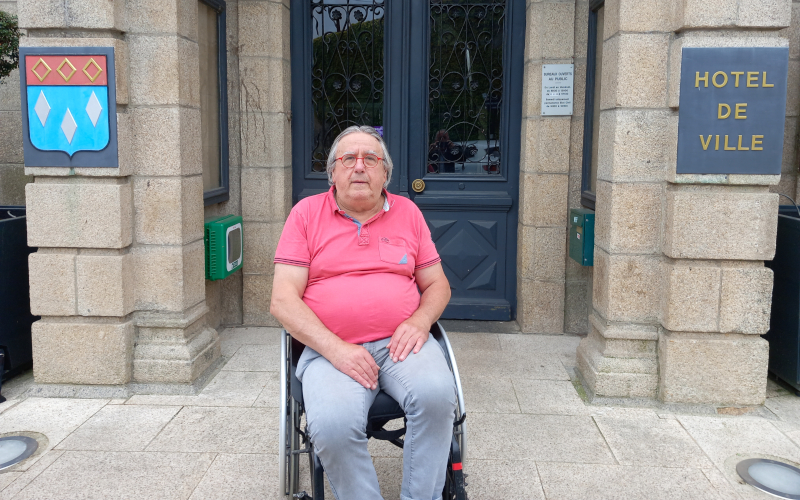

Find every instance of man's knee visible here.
[307,406,367,453]
[408,372,456,419]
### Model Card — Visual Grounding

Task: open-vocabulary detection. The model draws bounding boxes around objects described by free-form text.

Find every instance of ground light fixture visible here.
[0,436,38,470]
[737,458,800,499]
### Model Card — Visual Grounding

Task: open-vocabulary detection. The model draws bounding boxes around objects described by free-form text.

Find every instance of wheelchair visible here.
[279,322,468,499]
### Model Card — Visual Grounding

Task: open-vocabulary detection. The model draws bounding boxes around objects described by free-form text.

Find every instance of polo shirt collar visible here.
[328,185,392,214]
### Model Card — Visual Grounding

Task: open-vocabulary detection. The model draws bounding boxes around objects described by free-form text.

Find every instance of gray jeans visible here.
[296,335,457,500]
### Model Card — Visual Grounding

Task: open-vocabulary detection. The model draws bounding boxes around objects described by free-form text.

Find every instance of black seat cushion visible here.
[368,390,404,421]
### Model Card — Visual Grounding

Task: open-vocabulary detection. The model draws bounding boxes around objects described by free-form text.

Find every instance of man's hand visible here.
[387,317,430,363]
[272,265,379,390]
[328,342,380,390]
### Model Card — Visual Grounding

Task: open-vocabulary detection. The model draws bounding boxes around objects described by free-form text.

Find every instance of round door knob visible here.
[411,179,425,193]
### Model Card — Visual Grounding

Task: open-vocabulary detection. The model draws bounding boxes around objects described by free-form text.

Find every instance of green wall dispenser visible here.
[569,208,594,267]
[205,215,243,281]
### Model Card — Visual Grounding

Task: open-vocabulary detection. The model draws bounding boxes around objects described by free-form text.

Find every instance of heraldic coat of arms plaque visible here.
[19,47,118,168]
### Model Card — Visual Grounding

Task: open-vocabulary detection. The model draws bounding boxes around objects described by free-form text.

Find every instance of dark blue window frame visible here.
[201,0,230,206]
[581,0,604,210]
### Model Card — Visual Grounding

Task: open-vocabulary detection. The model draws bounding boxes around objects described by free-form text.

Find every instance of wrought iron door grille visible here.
[311,0,385,174]
[428,0,505,176]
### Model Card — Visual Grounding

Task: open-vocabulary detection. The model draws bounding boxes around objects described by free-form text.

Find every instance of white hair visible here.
[326,125,393,188]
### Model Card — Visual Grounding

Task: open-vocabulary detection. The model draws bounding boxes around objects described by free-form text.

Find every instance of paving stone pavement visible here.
[0,326,799,499]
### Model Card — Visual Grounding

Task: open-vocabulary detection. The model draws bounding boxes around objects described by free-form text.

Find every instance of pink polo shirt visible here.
[274,187,441,344]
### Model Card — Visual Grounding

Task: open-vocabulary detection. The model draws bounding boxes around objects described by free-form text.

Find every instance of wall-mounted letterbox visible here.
[569,208,594,267]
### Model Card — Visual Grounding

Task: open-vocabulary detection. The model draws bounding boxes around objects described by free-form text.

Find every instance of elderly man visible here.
[270,125,456,500]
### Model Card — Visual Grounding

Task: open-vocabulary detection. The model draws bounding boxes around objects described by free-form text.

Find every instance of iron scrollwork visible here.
[311,0,385,174]
[428,0,505,176]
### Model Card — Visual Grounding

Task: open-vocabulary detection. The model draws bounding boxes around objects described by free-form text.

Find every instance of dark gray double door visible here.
[291,0,524,320]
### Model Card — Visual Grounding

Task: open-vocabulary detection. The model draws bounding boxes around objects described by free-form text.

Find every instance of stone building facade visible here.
[0,0,796,406]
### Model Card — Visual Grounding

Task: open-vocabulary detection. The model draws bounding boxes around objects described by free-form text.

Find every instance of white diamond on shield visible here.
[85,91,102,127]
[34,91,50,126]
[61,109,77,144]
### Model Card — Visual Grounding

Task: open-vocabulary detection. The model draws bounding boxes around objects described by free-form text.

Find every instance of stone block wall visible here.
[204,0,291,330]
[577,0,789,405]
[517,0,575,334]
[788,0,800,202]
[203,0,243,330]
[657,13,787,405]
[237,0,291,327]
[18,0,247,389]
[0,0,32,206]
[564,0,593,335]
[10,0,291,390]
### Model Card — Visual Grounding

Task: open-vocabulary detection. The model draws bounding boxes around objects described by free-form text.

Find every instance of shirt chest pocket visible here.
[379,240,409,266]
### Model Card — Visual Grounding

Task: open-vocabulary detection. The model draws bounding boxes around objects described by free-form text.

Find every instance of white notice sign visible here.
[541,64,574,116]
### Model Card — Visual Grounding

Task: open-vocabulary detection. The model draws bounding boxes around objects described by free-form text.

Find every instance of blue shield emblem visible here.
[20,48,118,168]
[27,85,110,156]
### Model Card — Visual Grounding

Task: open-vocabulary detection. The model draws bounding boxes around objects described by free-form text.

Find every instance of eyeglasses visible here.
[336,154,383,169]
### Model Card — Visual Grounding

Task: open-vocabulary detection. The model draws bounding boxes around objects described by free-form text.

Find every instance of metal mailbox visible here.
[569,208,594,267]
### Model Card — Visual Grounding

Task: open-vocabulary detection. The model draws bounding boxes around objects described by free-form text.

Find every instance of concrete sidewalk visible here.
[0,326,798,499]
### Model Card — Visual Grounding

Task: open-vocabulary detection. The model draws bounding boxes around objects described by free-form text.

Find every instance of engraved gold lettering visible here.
[715,135,720,150]
[735,103,747,119]
[712,71,728,88]
[737,135,749,150]
[763,72,774,88]
[718,103,731,119]
[752,135,764,150]
[732,71,744,87]
[747,71,759,87]
[724,135,737,150]
[696,71,709,88]
[700,135,712,150]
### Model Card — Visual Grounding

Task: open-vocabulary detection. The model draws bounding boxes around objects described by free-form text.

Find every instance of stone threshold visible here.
[22,355,226,399]
[568,366,779,419]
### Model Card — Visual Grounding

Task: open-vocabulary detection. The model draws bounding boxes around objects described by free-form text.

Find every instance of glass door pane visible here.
[310,0,385,174]
[428,1,505,176]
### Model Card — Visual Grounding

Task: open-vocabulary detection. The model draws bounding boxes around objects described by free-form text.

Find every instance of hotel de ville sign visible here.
[677,47,789,175]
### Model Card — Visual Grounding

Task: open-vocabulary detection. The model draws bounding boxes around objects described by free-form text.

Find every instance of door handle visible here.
[412,179,425,193]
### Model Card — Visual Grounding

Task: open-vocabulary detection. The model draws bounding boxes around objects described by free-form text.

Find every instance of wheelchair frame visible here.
[278,322,467,499]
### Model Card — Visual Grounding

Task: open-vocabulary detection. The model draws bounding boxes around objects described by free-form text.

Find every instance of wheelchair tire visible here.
[443,435,468,500]
[290,399,303,495]
[279,332,290,497]
[280,331,304,498]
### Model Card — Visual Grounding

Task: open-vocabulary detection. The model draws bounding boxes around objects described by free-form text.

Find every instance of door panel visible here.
[292,0,525,320]
[417,194,513,320]
[401,0,524,320]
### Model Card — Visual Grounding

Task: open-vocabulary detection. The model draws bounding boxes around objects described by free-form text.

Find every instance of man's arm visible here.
[270,263,380,389]
[387,262,451,362]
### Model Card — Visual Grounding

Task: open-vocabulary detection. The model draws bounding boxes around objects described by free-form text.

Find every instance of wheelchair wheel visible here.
[443,435,467,500]
[279,331,303,498]
[290,399,303,494]
[279,331,288,496]
[432,323,467,463]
